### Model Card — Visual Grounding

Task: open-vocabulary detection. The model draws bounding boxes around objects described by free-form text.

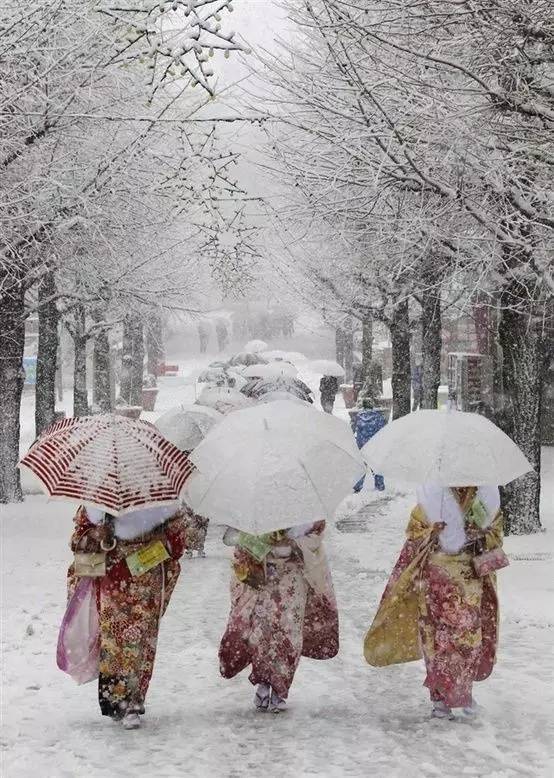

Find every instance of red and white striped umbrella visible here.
[19,415,194,516]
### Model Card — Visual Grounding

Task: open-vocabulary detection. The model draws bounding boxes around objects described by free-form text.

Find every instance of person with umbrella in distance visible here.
[197,319,211,354]
[319,373,340,414]
[216,318,229,353]
[183,401,365,712]
[19,415,195,730]
[362,410,532,720]
[311,360,345,414]
[352,398,387,492]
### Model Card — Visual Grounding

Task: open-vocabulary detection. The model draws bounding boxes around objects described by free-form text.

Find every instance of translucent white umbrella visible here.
[244,339,268,353]
[362,409,532,486]
[228,352,268,367]
[197,367,225,384]
[242,362,298,379]
[262,350,306,364]
[257,391,309,405]
[155,404,222,452]
[310,360,346,378]
[197,386,254,415]
[262,350,290,361]
[241,376,313,403]
[183,401,364,533]
[226,368,248,390]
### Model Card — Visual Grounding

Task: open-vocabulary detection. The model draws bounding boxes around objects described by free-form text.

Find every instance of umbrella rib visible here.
[297,457,331,520]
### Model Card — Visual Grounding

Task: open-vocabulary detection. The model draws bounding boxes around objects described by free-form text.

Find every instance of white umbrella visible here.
[242,362,298,379]
[197,367,225,384]
[155,404,222,451]
[262,350,306,364]
[310,359,346,378]
[226,367,248,390]
[228,352,268,367]
[362,409,532,486]
[244,339,268,353]
[197,386,254,415]
[183,401,364,533]
[262,350,290,361]
[257,391,309,405]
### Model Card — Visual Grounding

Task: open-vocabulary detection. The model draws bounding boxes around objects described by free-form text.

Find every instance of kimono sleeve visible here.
[484,511,504,551]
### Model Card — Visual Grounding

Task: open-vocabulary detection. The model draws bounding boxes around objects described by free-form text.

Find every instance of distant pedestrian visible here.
[282,313,294,338]
[215,319,229,353]
[197,320,210,354]
[412,362,423,410]
[319,374,339,414]
[353,399,387,491]
[352,360,363,404]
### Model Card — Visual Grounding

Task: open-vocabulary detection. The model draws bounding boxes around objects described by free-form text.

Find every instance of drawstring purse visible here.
[472,546,510,577]
[451,489,510,577]
[74,551,109,578]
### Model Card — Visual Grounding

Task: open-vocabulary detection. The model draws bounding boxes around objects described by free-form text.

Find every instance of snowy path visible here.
[3,360,554,777]
[3,485,553,778]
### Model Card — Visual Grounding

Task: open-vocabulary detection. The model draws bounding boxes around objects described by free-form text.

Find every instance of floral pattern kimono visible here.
[182,504,209,553]
[219,522,339,699]
[364,489,503,709]
[68,507,188,717]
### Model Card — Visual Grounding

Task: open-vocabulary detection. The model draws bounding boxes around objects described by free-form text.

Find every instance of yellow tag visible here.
[126,541,169,577]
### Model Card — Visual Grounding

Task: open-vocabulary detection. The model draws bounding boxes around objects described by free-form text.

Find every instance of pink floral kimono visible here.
[67,506,188,718]
[364,486,503,710]
[219,521,339,699]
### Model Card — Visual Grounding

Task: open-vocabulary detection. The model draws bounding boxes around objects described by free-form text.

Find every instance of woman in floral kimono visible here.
[219,520,339,713]
[364,485,506,720]
[67,504,189,729]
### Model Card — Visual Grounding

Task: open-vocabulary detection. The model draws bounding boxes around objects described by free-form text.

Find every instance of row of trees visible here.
[255,0,553,533]
[0,0,246,502]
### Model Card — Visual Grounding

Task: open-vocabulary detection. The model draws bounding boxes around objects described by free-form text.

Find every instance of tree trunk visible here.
[119,315,144,406]
[56,336,64,402]
[420,286,442,409]
[361,315,373,382]
[343,316,354,383]
[35,271,60,436]
[72,306,89,417]
[92,328,112,412]
[390,299,411,420]
[335,327,345,367]
[498,305,543,534]
[145,314,164,379]
[119,318,133,405]
[109,347,117,409]
[0,275,25,502]
[130,318,145,406]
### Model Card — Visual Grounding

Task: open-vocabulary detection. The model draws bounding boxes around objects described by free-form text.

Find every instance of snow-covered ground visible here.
[3,357,553,777]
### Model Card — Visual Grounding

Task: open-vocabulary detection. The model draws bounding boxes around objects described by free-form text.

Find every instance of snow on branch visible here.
[98,0,246,97]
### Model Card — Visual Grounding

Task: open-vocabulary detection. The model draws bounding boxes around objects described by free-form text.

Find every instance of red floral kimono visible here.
[68,507,188,717]
[364,504,502,709]
[182,505,209,553]
[219,522,339,699]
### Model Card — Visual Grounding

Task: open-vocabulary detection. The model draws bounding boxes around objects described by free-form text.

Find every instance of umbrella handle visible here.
[100,538,117,551]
